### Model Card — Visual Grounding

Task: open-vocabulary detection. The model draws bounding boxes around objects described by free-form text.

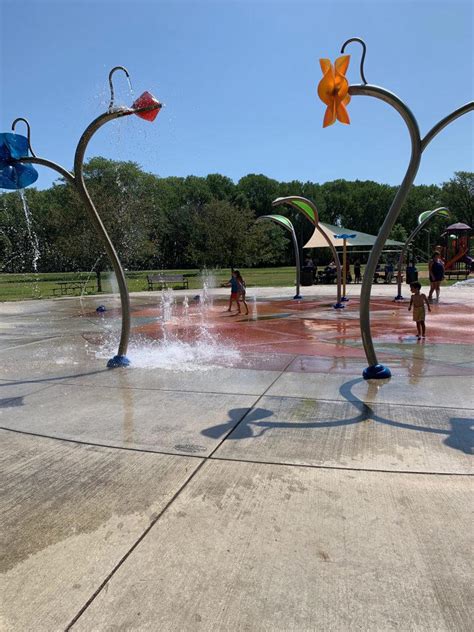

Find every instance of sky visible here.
[1,0,473,191]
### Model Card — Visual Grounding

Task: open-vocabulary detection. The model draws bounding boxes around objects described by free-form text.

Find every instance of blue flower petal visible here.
[0,133,38,190]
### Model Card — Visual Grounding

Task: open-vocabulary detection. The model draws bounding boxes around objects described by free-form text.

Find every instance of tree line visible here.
[0,158,472,274]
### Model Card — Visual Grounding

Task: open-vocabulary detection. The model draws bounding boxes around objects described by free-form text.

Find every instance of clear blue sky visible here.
[1,0,473,190]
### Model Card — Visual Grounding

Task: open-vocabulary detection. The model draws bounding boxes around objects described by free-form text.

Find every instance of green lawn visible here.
[0,265,461,302]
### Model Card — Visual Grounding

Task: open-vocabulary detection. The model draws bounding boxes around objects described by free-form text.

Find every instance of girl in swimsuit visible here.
[409,282,431,339]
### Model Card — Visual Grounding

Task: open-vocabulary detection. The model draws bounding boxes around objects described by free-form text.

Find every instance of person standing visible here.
[409,282,431,339]
[225,270,240,312]
[235,271,249,315]
[428,252,445,302]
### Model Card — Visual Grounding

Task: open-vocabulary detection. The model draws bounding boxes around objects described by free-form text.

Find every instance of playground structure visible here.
[1,67,161,368]
[441,222,473,279]
[319,37,474,379]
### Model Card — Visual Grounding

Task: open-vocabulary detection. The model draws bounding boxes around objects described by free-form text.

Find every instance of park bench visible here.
[374,271,400,284]
[52,280,94,296]
[147,274,189,291]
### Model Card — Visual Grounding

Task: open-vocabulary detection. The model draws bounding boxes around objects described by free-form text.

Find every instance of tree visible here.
[236,174,280,217]
[190,199,255,268]
[440,171,474,227]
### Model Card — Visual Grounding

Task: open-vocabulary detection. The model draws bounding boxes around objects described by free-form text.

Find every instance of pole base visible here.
[293,294,302,300]
[107,355,131,368]
[363,364,391,380]
[394,295,404,301]
[341,296,349,302]
[333,302,345,309]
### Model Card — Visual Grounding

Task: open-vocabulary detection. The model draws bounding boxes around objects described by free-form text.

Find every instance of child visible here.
[408,282,431,339]
[428,252,445,303]
[225,270,239,312]
[235,271,249,315]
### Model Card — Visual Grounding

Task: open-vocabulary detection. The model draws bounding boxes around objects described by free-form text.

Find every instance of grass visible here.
[0,265,463,302]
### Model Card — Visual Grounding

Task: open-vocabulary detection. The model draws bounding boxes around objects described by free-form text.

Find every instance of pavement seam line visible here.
[63,391,262,630]
[64,455,209,631]
[64,357,298,629]
[209,455,473,477]
[2,426,470,478]
[206,354,298,460]
[6,376,469,413]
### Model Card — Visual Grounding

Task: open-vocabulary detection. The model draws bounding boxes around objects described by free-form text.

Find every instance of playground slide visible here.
[445,249,468,270]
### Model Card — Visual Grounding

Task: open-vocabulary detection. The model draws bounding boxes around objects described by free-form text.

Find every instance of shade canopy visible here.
[304,221,404,249]
[446,222,471,231]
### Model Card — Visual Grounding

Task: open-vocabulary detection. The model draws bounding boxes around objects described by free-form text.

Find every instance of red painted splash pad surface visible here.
[93,296,474,378]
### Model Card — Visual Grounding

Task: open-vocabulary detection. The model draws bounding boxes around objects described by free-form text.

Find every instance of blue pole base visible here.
[107,355,131,369]
[341,296,349,302]
[333,302,345,309]
[394,295,404,301]
[293,294,303,300]
[363,364,392,380]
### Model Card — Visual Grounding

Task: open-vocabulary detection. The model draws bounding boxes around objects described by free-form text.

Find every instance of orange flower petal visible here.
[323,101,337,127]
[335,73,349,99]
[343,93,351,105]
[319,58,332,75]
[335,55,350,76]
[317,70,335,106]
[335,100,350,125]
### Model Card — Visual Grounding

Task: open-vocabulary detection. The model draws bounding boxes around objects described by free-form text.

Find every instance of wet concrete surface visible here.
[1,285,473,630]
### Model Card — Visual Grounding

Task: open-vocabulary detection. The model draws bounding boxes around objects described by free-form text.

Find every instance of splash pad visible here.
[76,283,474,379]
[95,287,242,371]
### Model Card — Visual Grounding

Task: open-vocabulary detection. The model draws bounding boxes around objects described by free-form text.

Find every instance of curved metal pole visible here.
[395,207,449,300]
[290,225,302,298]
[342,239,347,298]
[340,38,368,85]
[17,102,160,368]
[108,66,131,111]
[350,85,472,379]
[257,215,302,299]
[349,84,422,378]
[315,223,343,307]
[18,156,75,186]
[11,118,37,157]
[73,108,140,365]
[272,196,343,307]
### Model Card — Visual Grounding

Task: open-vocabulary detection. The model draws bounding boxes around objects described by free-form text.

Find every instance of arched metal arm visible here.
[421,101,474,151]
[349,84,422,370]
[395,207,450,299]
[17,156,75,186]
[257,214,301,298]
[11,118,37,157]
[272,196,343,306]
